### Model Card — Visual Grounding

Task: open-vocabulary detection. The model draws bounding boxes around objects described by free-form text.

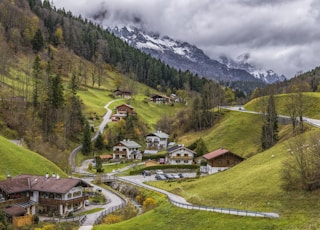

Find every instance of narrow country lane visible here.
[69,99,120,173]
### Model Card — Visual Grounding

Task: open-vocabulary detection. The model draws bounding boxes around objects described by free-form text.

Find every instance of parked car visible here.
[156,169,164,174]
[165,174,175,179]
[172,174,180,179]
[155,174,167,180]
[178,173,184,178]
[85,200,90,206]
[142,170,151,176]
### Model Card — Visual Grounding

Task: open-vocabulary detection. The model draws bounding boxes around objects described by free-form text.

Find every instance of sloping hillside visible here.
[0,135,66,180]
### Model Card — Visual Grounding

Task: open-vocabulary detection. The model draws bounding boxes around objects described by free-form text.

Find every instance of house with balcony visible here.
[145,130,169,154]
[0,174,90,217]
[112,104,137,121]
[150,94,172,104]
[113,139,142,160]
[202,148,245,174]
[165,144,195,165]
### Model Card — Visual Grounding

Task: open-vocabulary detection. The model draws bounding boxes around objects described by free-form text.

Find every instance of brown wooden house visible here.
[115,104,136,115]
[113,89,132,98]
[202,148,244,174]
[0,174,90,217]
[150,94,172,104]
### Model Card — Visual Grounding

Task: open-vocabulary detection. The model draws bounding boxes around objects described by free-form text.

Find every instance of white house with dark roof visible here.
[165,144,195,165]
[113,139,142,160]
[0,174,90,217]
[145,130,169,153]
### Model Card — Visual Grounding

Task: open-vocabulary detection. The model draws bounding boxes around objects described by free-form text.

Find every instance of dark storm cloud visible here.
[52,0,319,78]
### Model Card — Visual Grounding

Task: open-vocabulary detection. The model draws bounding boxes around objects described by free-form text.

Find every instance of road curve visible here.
[69,99,120,172]
[221,106,320,128]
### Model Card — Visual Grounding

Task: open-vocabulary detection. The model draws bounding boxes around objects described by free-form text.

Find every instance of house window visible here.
[227,160,230,165]
[184,160,189,163]
[235,160,238,164]
[184,154,188,157]
[177,154,181,157]
[67,193,72,199]
[176,160,181,163]
[218,160,222,165]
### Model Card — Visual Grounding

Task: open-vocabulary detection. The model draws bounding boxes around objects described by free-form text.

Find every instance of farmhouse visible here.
[150,94,172,104]
[112,104,137,121]
[145,130,169,152]
[113,139,142,160]
[202,148,245,174]
[113,89,132,98]
[0,174,90,217]
[166,144,195,165]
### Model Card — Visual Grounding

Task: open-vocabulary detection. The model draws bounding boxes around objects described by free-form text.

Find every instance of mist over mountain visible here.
[109,26,286,86]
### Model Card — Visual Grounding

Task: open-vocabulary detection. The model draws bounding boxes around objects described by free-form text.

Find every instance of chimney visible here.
[52,173,56,178]
[6,174,11,180]
[56,174,60,180]
[45,172,49,179]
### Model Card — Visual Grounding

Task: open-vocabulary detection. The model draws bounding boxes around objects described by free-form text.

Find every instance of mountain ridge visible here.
[109,26,286,86]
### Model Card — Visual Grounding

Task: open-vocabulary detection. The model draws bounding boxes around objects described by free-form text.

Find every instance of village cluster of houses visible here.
[107,100,246,173]
[108,128,245,174]
[0,93,245,226]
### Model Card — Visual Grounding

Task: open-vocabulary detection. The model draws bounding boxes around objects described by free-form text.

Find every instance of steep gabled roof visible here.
[0,174,91,195]
[115,103,134,109]
[146,130,169,139]
[116,140,141,148]
[167,144,196,155]
[203,148,244,160]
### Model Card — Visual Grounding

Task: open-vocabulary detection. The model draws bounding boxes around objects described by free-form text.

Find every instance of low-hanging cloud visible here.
[52,0,320,78]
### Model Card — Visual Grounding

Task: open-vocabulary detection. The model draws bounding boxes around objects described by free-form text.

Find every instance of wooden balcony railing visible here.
[39,196,88,206]
[0,197,29,209]
[168,156,193,160]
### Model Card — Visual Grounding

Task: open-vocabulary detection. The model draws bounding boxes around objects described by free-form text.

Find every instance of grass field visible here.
[245,92,320,119]
[0,135,67,180]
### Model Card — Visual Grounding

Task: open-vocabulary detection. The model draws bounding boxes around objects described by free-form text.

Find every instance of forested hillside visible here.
[0,0,230,172]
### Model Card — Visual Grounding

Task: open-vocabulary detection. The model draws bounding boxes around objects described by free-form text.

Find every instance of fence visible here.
[118,178,279,219]
[43,215,86,225]
[94,203,127,225]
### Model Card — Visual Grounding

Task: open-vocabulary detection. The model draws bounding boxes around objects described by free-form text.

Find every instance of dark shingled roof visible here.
[0,174,90,194]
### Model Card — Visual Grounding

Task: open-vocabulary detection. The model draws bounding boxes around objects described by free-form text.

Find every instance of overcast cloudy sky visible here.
[52,0,320,78]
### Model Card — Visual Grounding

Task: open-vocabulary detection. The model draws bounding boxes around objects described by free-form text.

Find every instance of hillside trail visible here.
[69,99,121,173]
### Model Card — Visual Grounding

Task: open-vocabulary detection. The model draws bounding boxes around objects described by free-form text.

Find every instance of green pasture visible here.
[0,135,67,180]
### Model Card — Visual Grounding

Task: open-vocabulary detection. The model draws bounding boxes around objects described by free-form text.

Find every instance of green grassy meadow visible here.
[245,92,320,119]
[0,135,67,180]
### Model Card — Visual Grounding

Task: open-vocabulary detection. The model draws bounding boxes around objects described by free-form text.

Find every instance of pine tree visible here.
[261,94,278,150]
[32,55,41,108]
[94,133,105,151]
[82,121,92,155]
[32,29,44,52]
[95,156,104,173]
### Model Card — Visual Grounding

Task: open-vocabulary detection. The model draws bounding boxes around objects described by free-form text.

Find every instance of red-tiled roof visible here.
[203,148,233,160]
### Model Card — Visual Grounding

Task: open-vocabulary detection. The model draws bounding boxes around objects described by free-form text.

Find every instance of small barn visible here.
[202,148,245,174]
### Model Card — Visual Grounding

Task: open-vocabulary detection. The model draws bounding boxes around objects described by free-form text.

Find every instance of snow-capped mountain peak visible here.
[109,26,286,89]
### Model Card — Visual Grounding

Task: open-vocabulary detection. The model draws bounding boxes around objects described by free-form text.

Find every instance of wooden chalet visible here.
[150,94,172,104]
[113,89,132,98]
[202,148,245,174]
[0,174,91,217]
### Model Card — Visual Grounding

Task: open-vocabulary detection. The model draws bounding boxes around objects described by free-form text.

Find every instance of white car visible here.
[156,169,164,174]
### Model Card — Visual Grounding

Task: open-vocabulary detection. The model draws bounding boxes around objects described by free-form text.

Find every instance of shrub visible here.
[103,214,123,224]
[142,197,158,212]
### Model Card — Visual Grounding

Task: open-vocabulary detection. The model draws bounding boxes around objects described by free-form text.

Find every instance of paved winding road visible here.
[221,105,320,128]
[69,100,119,173]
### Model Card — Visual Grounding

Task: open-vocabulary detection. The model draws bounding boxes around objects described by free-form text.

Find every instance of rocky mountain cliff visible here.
[109,26,286,85]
